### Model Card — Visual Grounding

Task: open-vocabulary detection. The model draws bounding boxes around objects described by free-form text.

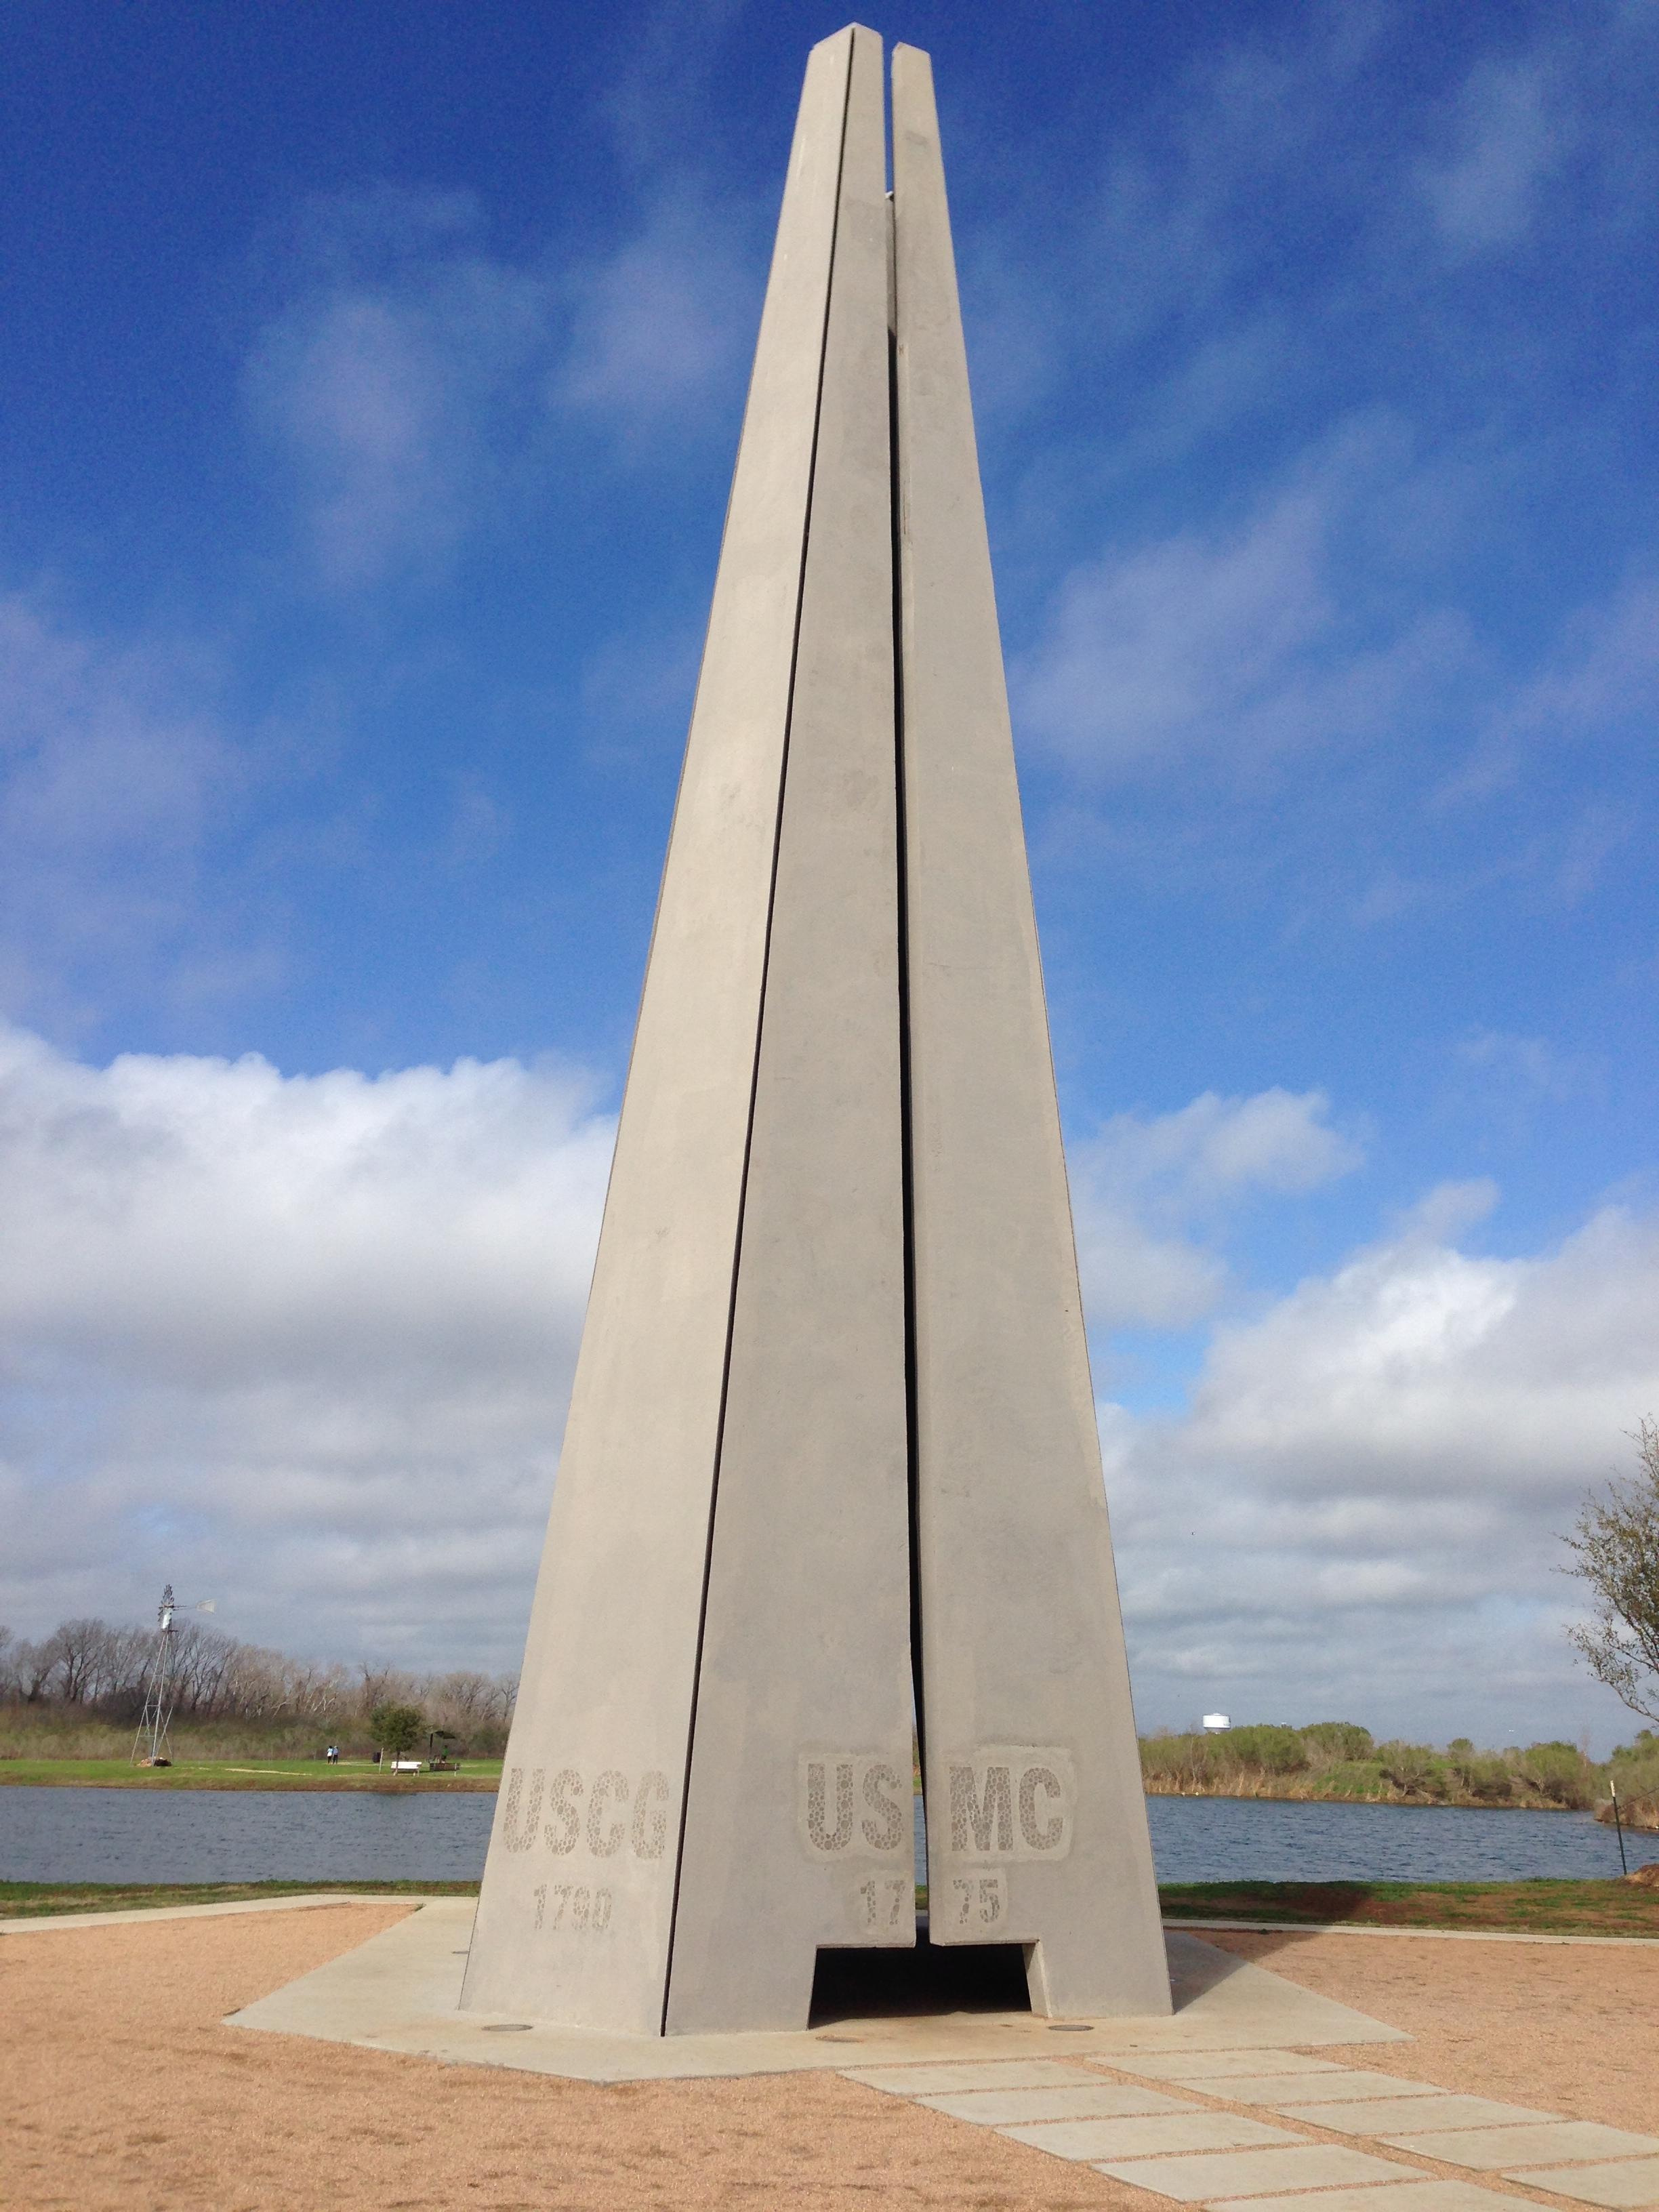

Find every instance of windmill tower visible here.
[131,1585,178,1767]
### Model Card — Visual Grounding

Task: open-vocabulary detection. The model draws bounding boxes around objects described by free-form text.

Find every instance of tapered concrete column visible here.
[663,21,914,2033]
[462,25,897,2037]
[892,43,1170,2018]
[466,25,1168,2041]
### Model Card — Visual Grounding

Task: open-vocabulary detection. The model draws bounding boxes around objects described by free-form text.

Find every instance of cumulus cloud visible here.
[1073,1087,1363,1328]
[2,1031,1647,1744]
[1415,56,1571,260]
[0,594,251,1031]
[244,186,561,590]
[1446,573,1659,806]
[1013,428,1476,783]
[245,181,756,588]
[0,1025,613,1665]
[1107,1187,1659,1744]
[556,190,755,444]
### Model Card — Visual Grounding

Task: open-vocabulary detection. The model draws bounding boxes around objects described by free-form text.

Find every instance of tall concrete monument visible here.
[462,24,1170,2037]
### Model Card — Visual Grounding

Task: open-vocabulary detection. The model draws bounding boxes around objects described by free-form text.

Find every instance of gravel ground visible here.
[2,1903,1656,2211]
[1201,1926,1659,2133]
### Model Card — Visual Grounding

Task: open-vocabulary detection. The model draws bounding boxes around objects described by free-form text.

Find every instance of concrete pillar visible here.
[465,25,1170,2039]
[663,20,914,2033]
[892,43,1170,2018]
[462,23,911,2039]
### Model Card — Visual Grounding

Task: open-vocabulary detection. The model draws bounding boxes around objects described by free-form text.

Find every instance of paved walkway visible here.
[848,2045,1659,2209]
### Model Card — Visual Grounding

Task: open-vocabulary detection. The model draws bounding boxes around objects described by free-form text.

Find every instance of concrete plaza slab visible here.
[1210,2185,1512,2212]
[1508,2160,1659,2207]
[226,1903,1406,2085]
[916,2083,1190,2123]
[1223,2073,1448,2106]
[1000,2113,1302,2161]
[848,2059,1104,2095]
[1282,2095,1557,2134]
[1118,2049,1352,2081]
[1389,2125,1659,2170]
[1092,2144,1416,2199]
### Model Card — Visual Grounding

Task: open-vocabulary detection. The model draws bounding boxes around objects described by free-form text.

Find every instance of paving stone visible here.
[1387,2125,1659,2171]
[1218,2074,1446,2107]
[918,2084,1189,2125]
[1111,2051,1349,2082]
[1001,2112,1301,2161]
[1209,2182,1511,2212]
[1507,2159,1659,2208]
[844,2059,1099,2096]
[1092,2144,1416,2199]
[1284,2095,1557,2135]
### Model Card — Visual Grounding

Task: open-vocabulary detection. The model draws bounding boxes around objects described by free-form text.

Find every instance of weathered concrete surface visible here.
[663,18,915,2033]
[232,1912,1401,2085]
[918,2083,1191,2123]
[1397,2125,1659,2169]
[1221,2072,1446,2104]
[1093,2146,1418,2200]
[461,25,871,2036]
[1284,2095,1550,2134]
[1118,2051,1351,2081]
[890,39,1169,2020]
[1002,2114,1302,2160]
[1513,2160,1659,2207]
[1222,2189,1512,2212]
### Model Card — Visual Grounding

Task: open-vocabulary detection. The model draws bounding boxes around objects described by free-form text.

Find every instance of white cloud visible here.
[1107,1187,1659,1743]
[245,181,757,588]
[1014,428,1476,783]
[0,1025,613,1665]
[557,190,754,444]
[245,187,560,590]
[1416,56,1571,259]
[1073,1087,1362,1328]
[0,594,248,1030]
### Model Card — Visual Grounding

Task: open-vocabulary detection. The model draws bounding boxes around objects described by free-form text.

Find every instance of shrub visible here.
[1517,1740,1593,1808]
[1376,1742,1452,1797]
[1224,1724,1310,1775]
[1448,1747,1513,1801]
[1299,1721,1374,1763]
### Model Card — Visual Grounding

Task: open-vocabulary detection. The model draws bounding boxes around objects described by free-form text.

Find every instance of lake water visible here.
[1,1784,1652,1887]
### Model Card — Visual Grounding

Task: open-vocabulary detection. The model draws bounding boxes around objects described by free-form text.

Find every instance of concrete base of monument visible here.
[226,1899,1407,2085]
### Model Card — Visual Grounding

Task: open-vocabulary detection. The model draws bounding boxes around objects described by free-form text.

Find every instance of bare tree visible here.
[41,1619,121,1704]
[10,1637,58,1702]
[1563,1418,1659,1722]
[2,1612,517,1740]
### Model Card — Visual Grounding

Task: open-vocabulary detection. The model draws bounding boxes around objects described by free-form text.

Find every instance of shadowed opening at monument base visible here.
[808,1929,1032,2024]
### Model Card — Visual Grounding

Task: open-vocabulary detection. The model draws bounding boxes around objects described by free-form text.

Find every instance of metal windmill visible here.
[131,1585,214,1766]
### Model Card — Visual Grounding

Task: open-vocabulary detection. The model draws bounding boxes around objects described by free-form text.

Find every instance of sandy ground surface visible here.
[2,1904,1656,2212]
[1202,1927,1659,2133]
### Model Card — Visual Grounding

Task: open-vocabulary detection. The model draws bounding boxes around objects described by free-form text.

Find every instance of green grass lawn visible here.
[0,1756,502,1790]
[1159,1877,1659,1938]
[3,1873,1654,1933]
[0,1878,483,1918]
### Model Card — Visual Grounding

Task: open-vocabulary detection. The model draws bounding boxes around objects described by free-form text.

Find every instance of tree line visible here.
[0,1618,517,1753]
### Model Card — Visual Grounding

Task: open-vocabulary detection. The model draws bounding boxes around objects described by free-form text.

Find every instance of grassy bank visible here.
[4,1875,1654,1936]
[1142,1721,1659,1819]
[0,1878,481,1919]
[0,1755,500,1790]
[5,1717,1658,1832]
[1160,1877,1659,1938]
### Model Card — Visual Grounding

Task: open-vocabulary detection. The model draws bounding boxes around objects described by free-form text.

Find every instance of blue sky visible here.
[2,0,1656,1750]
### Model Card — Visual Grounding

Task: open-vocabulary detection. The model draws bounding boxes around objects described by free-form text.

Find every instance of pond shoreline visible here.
[1143,1780,1579,1811]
